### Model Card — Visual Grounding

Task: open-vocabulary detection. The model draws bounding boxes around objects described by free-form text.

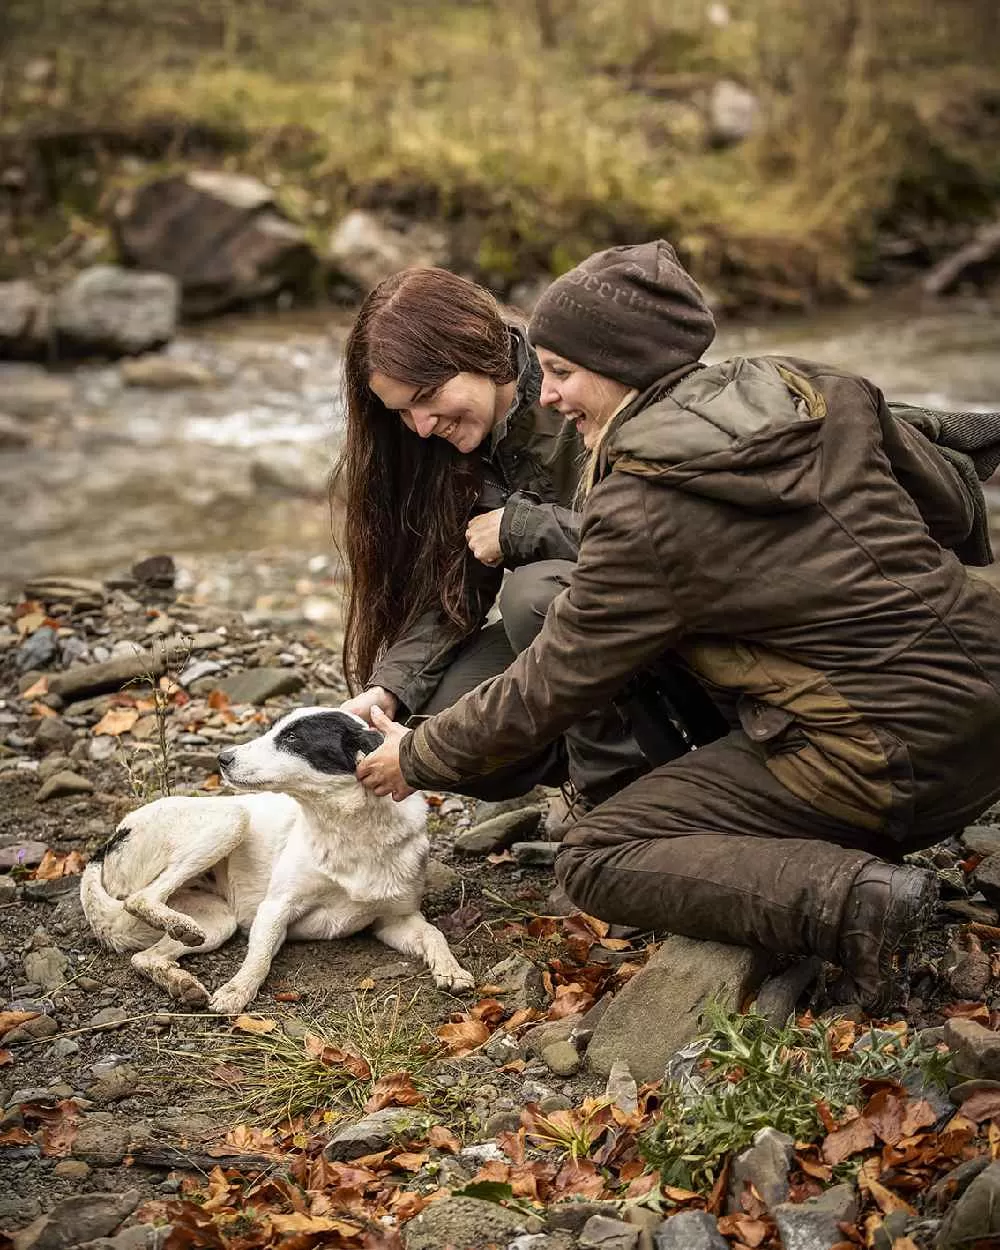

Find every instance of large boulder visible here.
[587,935,773,1082]
[113,171,316,316]
[328,210,449,296]
[0,281,51,359]
[54,266,179,355]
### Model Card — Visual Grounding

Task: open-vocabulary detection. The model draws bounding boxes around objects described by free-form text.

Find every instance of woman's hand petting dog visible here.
[356,706,415,799]
[466,507,504,566]
[338,684,399,725]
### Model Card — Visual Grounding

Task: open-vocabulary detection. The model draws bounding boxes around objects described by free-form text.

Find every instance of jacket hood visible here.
[605,356,827,513]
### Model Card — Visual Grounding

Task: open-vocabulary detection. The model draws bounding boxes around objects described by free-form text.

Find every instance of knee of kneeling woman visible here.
[499,560,572,654]
[555,841,603,916]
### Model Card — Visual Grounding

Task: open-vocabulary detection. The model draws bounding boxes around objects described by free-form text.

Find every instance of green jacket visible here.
[369,328,584,714]
[401,355,1000,841]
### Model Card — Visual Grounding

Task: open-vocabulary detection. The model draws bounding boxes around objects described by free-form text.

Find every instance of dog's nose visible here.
[218,748,236,769]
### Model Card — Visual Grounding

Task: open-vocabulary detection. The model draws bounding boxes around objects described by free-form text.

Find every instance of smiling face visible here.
[536,348,632,449]
[369,370,515,455]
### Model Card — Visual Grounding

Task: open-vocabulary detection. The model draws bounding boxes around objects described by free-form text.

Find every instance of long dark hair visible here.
[334,267,517,694]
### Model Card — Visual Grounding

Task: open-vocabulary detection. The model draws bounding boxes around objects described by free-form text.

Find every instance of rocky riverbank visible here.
[6,565,1000,1248]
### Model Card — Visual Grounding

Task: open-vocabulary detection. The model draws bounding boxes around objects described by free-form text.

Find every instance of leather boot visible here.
[834,861,938,1014]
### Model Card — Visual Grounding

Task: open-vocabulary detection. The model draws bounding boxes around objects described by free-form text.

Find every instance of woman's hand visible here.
[466,508,504,566]
[339,686,399,726]
[356,706,415,800]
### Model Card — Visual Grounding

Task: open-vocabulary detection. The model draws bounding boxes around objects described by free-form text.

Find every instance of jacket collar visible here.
[488,325,540,456]
[595,360,704,480]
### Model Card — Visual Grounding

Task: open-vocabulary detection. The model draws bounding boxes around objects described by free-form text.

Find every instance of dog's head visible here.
[218,707,383,795]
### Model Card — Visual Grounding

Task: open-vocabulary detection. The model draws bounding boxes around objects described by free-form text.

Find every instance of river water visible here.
[2,294,998,620]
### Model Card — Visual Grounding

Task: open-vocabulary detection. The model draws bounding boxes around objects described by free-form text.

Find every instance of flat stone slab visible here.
[587,935,773,1083]
[404,1197,542,1250]
[214,668,304,705]
[324,1107,433,1161]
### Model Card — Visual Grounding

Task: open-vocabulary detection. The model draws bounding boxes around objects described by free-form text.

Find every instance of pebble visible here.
[53,1159,91,1180]
[88,1006,129,1029]
[36,769,94,802]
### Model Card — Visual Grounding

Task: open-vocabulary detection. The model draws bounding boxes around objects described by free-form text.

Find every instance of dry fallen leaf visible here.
[822,1114,876,1165]
[436,1016,490,1056]
[303,1034,372,1079]
[233,1015,278,1035]
[92,707,140,737]
[20,676,49,699]
[33,849,86,881]
[427,1124,461,1153]
[364,1072,422,1112]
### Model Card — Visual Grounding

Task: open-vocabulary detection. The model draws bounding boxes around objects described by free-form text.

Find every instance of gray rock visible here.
[0,368,73,418]
[215,668,304,705]
[88,1007,128,1030]
[937,1160,1000,1249]
[324,1107,434,1161]
[541,1041,581,1077]
[943,1018,1000,1082]
[32,715,77,750]
[484,954,547,1011]
[578,1216,639,1250]
[23,947,69,991]
[55,266,179,356]
[46,1037,80,1061]
[424,858,460,900]
[588,936,773,1082]
[546,1204,621,1235]
[973,854,1000,908]
[114,172,315,317]
[753,958,822,1026]
[773,1183,858,1250]
[4,1014,59,1044]
[962,825,1000,857]
[71,1113,149,1165]
[23,877,77,901]
[23,576,105,608]
[177,658,223,687]
[51,1159,91,1181]
[0,877,17,904]
[36,770,94,802]
[929,1157,991,1210]
[520,1013,584,1060]
[0,281,51,358]
[120,355,217,389]
[708,79,760,146]
[329,211,449,296]
[728,1127,794,1213]
[17,627,58,673]
[652,1210,727,1250]
[88,1065,141,1105]
[455,807,543,855]
[404,1197,542,1250]
[37,754,72,783]
[511,842,559,866]
[9,1189,140,1250]
[605,1060,638,1116]
[0,840,49,870]
[941,936,992,1000]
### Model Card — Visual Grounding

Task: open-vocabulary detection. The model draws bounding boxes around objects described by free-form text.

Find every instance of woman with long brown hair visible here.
[333,266,653,802]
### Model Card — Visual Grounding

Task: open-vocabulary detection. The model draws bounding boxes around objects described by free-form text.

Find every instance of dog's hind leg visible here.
[131,889,238,1008]
[372,913,475,992]
[123,807,248,947]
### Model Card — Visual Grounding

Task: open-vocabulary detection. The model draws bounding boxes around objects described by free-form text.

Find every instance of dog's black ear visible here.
[276,712,385,776]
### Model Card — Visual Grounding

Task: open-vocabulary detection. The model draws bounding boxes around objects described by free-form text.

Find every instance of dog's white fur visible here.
[80,707,474,1014]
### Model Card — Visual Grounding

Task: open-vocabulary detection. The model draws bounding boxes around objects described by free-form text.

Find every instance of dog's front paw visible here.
[209,982,253,1016]
[167,970,211,1009]
[434,965,476,993]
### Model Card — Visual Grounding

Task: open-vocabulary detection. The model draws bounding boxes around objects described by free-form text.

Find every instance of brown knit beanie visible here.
[528,240,715,389]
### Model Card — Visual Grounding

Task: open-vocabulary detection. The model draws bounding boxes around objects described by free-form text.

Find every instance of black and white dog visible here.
[80,708,474,1014]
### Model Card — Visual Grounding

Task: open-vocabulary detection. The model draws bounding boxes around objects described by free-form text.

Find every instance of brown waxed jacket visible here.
[400,355,1000,841]
[369,328,584,714]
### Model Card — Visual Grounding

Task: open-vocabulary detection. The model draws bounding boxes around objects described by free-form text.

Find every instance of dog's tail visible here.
[80,845,158,954]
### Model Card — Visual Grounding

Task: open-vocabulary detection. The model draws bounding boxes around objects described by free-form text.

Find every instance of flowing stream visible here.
[2,295,998,614]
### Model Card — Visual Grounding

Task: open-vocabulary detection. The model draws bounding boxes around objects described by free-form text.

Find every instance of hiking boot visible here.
[833,861,938,1015]
[543,783,596,841]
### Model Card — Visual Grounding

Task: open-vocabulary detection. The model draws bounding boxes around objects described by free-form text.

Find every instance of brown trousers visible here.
[556,731,908,961]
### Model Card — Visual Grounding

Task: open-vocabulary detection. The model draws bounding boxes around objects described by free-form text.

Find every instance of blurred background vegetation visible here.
[1,0,999,307]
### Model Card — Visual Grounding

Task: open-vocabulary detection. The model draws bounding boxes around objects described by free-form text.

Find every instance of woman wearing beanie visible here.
[358,240,1000,1012]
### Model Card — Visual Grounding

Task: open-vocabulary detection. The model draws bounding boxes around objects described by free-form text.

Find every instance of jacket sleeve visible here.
[369,562,503,716]
[399,474,682,790]
[499,492,582,566]
[874,393,975,552]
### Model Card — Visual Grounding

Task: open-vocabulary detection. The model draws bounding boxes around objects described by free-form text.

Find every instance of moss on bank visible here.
[1,0,999,307]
